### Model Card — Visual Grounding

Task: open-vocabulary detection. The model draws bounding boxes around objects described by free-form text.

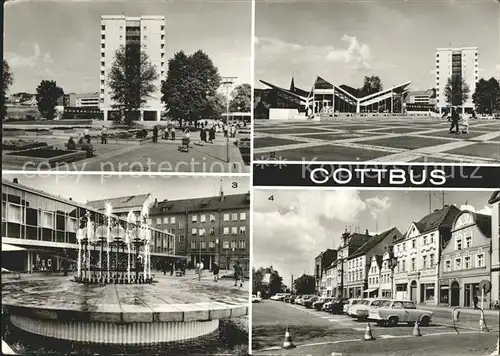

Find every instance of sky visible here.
[2,173,250,204]
[4,0,251,93]
[255,0,500,91]
[253,189,495,288]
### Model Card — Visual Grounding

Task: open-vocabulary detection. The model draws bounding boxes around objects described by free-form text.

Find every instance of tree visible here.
[293,274,316,295]
[35,80,64,120]
[161,50,221,126]
[2,60,14,117]
[473,77,500,114]
[252,268,264,296]
[108,43,159,125]
[202,92,226,120]
[229,83,251,112]
[268,270,284,296]
[444,76,470,107]
[359,75,383,97]
[252,267,285,298]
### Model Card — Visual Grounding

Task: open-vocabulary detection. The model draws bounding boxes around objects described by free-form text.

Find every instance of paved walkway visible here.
[254,117,500,163]
[2,136,248,173]
[419,304,500,316]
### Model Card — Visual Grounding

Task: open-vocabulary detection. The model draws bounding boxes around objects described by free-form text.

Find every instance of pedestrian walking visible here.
[200,128,206,143]
[209,126,215,143]
[170,126,176,141]
[62,250,68,276]
[233,260,243,287]
[101,126,108,144]
[153,126,159,143]
[212,262,220,282]
[163,127,169,140]
[473,295,479,310]
[449,107,460,134]
[224,124,228,138]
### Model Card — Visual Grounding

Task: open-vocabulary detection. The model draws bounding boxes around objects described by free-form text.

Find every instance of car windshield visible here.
[370,300,382,307]
[403,302,416,309]
[379,300,392,307]
[360,300,370,305]
[352,300,360,305]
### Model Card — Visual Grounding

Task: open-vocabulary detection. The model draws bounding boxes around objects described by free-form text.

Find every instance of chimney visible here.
[13,178,19,184]
[69,198,72,201]
[154,198,158,207]
[365,229,369,235]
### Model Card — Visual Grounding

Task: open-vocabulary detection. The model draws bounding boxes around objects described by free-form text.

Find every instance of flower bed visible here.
[2,140,48,151]
[10,148,72,158]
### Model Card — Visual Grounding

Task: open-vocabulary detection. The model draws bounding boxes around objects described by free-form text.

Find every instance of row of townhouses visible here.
[317,193,500,308]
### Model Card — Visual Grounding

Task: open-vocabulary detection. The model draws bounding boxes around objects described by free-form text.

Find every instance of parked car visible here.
[284,295,296,303]
[313,297,334,311]
[294,295,303,305]
[323,298,348,314]
[343,298,362,314]
[252,295,262,303]
[349,299,385,321]
[303,296,320,309]
[368,300,433,327]
[298,295,315,307]
[270,293,288,301]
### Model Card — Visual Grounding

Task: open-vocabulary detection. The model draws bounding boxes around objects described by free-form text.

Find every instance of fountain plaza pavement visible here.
[1,272,249,345]
[254,117,500,163]
[2,134,249,173]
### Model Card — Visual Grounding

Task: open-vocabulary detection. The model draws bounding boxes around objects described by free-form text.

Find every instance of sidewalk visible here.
[420,304,500,316]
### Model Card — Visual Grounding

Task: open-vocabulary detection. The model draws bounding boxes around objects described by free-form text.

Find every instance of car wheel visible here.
[420,316,430,327]
[388,316,399,327]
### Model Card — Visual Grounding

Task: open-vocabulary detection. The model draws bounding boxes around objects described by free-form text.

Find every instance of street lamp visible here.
[215,238,220,267]
[221,77,237,163]
[388,254,398,298]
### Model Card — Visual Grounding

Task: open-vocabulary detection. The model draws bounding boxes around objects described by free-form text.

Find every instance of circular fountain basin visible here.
[2,276,248,345]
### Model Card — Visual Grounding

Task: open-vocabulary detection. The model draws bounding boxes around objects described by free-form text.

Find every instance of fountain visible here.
[2,202,248,345]
[74,205,153,284]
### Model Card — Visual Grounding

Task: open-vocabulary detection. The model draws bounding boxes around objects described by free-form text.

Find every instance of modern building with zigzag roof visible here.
[255,76,412,120]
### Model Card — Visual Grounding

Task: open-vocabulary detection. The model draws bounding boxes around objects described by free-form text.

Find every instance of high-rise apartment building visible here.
[435,47,479,113]
[100,15,166,121]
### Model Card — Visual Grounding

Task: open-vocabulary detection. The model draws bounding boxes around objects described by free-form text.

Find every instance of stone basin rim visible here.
[2,301,248,323]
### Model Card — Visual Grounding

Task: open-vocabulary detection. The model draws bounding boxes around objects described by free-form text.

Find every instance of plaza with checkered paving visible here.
[254,117,500,163]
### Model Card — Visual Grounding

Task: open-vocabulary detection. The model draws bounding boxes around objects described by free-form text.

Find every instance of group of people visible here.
[199,126,216,143]
[448,107,474,135]
[194,260,245,287]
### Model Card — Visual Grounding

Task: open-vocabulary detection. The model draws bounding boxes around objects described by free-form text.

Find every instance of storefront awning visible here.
[2,243,27,252]
[363,288,379,294]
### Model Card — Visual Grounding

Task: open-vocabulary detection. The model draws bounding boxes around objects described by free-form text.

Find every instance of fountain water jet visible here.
[74,205,154,285]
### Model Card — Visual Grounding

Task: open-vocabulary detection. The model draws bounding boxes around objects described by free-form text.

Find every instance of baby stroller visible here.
[181,136,190,152]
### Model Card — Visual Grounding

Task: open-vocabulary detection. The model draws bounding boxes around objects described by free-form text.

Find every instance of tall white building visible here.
[435,47,479,113]
[100,15,166,122]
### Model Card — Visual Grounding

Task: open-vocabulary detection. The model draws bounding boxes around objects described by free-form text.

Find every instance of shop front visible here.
[395,283,408,300]
[420,283,435,304]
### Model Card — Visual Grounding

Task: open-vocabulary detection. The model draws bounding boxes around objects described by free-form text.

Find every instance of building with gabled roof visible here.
[439,210,492,307]
[343,227,402,298]
[488,191,499,305]
[392,205,461,304]
[315,249,337,294]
